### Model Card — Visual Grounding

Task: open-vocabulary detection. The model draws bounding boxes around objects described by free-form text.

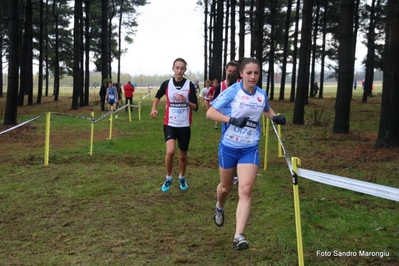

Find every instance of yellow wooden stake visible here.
[263,116,270,170]
[128,101,132,122]
[108,107,113,140]
[44,112,51,166]
[292,157,304,266]
[89,112,94,155]
[138,101,142,121]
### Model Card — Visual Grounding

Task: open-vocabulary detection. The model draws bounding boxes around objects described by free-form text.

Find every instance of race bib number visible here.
[225,119,257,144]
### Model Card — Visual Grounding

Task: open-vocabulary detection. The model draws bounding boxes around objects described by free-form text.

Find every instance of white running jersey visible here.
[211,81,270,148]
[164,78,192,127]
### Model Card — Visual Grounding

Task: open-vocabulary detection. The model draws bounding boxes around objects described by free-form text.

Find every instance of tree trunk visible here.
[310,0,320,98]
[249,0,255,57]
[362,0,376,102]
[352,0,360,77]
[117,0,123,85]
[79,5,84,108]
[19,0,34,106]
[223,0,229,80]
[230,0,236,61]
[238,0,245,58]
[101,0,108,83]
[45,0,49,97]
[319,0,328,98]
[332,0,355,134]
[254,0,264,89]
[84,0,91,106]
[203,0,208,81]
[375,0,399,148]
[53,0,60,101]
[290,0,301,102]
[0,3,4,98]
[37,0,44,104]
[4,0,20,125]
[72,0,82,110]
[268,0,276,96]
[279,0,292,101]
[108,13,113,80]
[212,0,224,81]
[209,0,215,78]
[293,0,313,125]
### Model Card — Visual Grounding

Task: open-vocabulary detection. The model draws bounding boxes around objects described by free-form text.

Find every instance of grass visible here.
[0,86,398,265]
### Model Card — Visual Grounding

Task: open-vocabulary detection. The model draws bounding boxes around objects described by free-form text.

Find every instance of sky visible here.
[117,0,368,77]
[115,0,205,76]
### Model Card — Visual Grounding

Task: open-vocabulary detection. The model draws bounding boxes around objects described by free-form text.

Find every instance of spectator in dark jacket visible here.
[99,82,107,111]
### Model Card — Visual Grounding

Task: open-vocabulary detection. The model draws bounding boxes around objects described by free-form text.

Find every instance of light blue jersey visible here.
[211,81,270,149]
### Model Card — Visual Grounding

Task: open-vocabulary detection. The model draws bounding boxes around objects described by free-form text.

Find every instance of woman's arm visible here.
[206,106,230,123]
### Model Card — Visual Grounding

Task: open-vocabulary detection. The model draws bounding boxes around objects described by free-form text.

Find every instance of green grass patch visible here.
[0,92,398,265]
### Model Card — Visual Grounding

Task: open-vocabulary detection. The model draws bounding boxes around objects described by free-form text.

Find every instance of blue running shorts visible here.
[218,143,259,169]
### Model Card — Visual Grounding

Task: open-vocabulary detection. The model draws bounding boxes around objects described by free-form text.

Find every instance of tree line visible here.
[2,0,147,120]
[1,0,398,147]
[199,0,398,148]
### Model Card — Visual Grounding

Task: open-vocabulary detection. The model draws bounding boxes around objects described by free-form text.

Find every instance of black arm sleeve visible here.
[189,82,199,111]
[155,80,168,99]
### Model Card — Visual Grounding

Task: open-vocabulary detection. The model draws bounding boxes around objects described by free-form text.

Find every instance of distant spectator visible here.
[99,82,107,111]
[353,79,357,90]
[124,81,135,112]
[313,82,319,97]
[115,82,123,106]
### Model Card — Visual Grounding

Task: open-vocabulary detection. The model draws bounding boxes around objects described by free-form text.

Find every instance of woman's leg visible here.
[235,164,258,236]
[216,167,236,208]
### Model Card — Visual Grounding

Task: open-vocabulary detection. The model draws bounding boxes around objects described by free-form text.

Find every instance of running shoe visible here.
[161,179,172,192]
[214,207,224,226]
[179,178,188,191]
[233,176,238,185]
[233,234,249,250]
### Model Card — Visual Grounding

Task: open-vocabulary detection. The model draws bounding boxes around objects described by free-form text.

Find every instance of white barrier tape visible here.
[0,115,42,135]
[92,112,109,123]
[51,112,93,120]
[141,93,153,99]
[271,121,293,175]
[297,168,399,202]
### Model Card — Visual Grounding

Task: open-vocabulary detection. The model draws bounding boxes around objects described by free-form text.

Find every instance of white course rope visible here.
[271,121,399,202]
[297,168,399,202]
[0,115,42,135]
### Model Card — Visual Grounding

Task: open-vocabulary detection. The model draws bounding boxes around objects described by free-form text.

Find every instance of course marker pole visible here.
[262,114,266,136]
[128,102,132,122]
[292,157,304,266]
[277,114,283,157]
[138,101,142,121]
[90,112,94,155]
[44,112,51,166]
[263,116,270,170]
[271,122,304,265]
[108,107,113,140]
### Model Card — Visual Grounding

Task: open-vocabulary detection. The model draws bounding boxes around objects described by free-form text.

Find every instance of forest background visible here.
[1,0,398,149]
